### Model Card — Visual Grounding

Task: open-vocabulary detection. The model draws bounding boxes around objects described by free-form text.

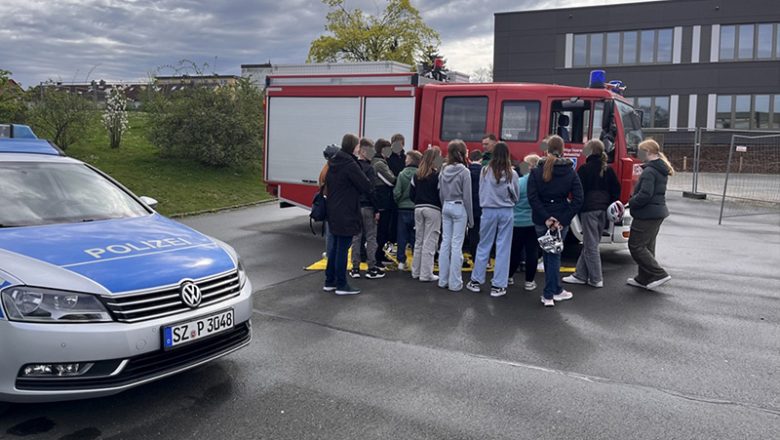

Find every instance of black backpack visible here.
[309,180,327,235]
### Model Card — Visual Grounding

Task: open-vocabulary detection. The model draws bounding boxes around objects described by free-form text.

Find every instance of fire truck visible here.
[262,63,644,244]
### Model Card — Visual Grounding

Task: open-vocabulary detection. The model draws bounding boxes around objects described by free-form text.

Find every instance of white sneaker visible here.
[553,290,573,301]
[627,278,648,289]
[588,280,604,288]
[490,286,507,297]
[524,281,537,291]
[562,275,586,285]
[507,277,514,286]
[420,275,439,282]
[466,280,481,292]
[398,262,408,271]
[541,297,554,307]
[647,275,672,289]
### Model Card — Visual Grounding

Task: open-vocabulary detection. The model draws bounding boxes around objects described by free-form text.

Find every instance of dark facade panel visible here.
[494,0,780,129]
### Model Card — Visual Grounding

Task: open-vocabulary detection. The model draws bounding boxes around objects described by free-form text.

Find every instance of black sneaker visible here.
[349,268,361,279]
[365,267,386,279]
[335,285,361,295]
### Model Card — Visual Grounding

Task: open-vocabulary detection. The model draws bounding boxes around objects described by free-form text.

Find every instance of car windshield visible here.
[615,100,643,155]
[0,162,149,227]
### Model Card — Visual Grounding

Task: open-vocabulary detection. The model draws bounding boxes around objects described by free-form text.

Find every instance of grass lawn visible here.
[67,112,272,216]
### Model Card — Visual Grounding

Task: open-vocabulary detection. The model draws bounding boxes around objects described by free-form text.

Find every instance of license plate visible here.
[163,309,234,350]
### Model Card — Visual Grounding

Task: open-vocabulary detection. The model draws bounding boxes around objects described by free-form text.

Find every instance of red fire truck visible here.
[263,66,644,244]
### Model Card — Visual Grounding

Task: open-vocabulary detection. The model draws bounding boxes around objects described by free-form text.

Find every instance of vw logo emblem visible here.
[180,282,202,308]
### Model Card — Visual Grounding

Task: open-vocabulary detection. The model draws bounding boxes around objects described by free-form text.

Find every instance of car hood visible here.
[0,214,236,295]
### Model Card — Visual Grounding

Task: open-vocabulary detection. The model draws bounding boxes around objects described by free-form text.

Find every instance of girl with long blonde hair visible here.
[626,139,674,290]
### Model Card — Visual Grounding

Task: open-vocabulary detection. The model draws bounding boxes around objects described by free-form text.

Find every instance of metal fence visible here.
[644,128,780,223]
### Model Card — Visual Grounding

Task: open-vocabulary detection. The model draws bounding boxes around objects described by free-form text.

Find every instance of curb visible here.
[169,198,278,218]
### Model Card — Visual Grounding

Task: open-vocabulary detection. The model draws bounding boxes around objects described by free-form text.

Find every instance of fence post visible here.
[683,127,707,199]
[718,135,738,225]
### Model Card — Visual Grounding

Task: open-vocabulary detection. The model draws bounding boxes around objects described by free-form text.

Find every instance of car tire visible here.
[0,402,10,415]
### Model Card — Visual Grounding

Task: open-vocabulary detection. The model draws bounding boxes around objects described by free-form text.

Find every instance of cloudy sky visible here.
[2,0,659,87]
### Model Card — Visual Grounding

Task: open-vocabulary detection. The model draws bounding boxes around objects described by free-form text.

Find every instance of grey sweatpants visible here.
[351,207,377,268]
[412,206,441,280]
[574,210,606,284]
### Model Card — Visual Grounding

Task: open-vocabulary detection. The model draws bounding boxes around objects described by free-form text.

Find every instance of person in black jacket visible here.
[466,149,483,262]
[410,148,442,282]
[563,139,621,288]
[627,139,674,290]
[349,138,386,280]
[527,135,584,307]
[324,133,372,295]
[387,133,407,176]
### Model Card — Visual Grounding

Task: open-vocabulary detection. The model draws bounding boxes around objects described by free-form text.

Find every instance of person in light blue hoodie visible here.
[466,142,519,298]
[437,140,473,292]
[508,154,541,291]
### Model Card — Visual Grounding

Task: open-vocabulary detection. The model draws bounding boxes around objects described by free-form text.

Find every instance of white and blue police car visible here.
[0,138,253,403]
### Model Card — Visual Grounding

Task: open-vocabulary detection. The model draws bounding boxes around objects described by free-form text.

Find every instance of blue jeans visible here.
[325,233,352,289]
[471,208,514,288]
[535,225,570,299]
[396,209,416,264]
[438,201,468,290]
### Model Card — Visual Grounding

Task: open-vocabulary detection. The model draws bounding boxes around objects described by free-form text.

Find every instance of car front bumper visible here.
[0,280,253,403]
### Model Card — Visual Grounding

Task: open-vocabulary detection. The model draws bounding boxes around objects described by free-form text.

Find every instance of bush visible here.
[146,79,263,167]
[28,87,94,150]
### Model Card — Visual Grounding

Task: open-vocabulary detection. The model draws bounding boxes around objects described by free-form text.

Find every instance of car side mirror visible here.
[140,196,158,210]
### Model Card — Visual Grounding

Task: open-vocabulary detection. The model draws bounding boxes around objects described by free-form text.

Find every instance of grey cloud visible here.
[1,0,659,87]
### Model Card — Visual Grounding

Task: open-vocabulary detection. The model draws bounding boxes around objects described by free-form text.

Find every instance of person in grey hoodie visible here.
[466,142,519,298]
[437,140,474,291]
[627,139,675,290]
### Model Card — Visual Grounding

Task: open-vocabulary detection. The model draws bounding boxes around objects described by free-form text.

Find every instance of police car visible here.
[0,138,253,403]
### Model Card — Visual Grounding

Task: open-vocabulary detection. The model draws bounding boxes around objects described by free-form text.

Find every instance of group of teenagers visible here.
[319,131,675,307]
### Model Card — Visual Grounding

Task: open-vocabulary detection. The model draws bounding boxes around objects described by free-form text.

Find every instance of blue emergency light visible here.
[589,70,606,89]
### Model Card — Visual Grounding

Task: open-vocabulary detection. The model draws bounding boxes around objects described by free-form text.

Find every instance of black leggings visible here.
[508,226,539,282]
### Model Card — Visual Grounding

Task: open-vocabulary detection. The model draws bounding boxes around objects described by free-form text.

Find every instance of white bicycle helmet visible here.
[607,201,625,223]
[537,228,564,254]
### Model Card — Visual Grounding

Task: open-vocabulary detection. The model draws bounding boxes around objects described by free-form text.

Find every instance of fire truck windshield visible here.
[616,100,643,155]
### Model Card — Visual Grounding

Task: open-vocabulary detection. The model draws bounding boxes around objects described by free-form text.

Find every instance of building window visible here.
[606,32,620,65]
[754,95,771,128]
[734,95,752,129]
[631,97,670,128]
[574,34,587,67]
[719,23,780,61]
[623,31,638,64]
[737,25,754,60]
[589,33,604,66]
[774,96,780,129]
[440,96,489,141]
[716,95,733,128]
[715,94,780,129]
[720,25,736,60]
[756,24,773,59]
[571,28,673,67]
[656,29,673,63]
[500,101,541,142]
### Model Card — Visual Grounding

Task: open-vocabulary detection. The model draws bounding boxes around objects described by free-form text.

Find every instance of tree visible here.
[28,84,93,150]
[0,69,27,122]
[470,64,493,83]
[102,85,129,149]
[308,0,440,67]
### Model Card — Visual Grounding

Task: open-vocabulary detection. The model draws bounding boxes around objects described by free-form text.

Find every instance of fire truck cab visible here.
[263,65,644,245]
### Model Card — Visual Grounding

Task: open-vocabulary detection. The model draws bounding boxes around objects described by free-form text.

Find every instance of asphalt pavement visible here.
[1,193,778,439]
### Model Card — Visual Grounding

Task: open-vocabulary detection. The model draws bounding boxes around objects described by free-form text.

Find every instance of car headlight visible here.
[237,258,247,289]
[1,286,112,323]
